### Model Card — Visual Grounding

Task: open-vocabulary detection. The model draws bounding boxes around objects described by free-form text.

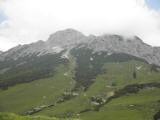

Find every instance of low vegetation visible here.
[0,53,67,89]
[0,49,160,120]
[0,112,78,120]
[71,47,147,90]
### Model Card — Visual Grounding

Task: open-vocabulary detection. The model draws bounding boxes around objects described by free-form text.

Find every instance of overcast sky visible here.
[0,0,160,51]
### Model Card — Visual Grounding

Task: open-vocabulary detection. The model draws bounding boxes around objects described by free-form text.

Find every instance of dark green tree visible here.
[133,71,137,79]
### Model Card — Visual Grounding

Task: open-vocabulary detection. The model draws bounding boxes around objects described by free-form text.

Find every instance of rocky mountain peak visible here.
[46,28,86,47]
[1,28,160,66]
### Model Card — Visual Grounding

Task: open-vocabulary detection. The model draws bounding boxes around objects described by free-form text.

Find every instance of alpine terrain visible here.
[0,29,160,120]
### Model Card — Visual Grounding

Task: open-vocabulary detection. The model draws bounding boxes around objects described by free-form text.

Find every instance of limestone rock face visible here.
[46,28,86,48]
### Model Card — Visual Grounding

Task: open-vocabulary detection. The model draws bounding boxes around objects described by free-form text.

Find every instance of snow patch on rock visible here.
[61,50,70,59]
[90,57,94,61]
[52,46,64,53]
[64,72,69,76]
[136,66,142,70]
[107,52,112,56]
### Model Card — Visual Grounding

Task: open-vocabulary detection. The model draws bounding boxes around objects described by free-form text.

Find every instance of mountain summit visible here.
[47,28,85,47]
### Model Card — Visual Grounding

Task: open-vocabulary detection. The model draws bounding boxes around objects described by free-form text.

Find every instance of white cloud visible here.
[0,0,160,51]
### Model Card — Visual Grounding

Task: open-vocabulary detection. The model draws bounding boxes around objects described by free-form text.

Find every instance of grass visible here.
[0,112,78,120]
[0,58,160,120]
[80,88,160,120]
[0,64,75,114]
[35,60,160,120]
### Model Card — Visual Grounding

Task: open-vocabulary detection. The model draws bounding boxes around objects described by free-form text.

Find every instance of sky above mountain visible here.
[146,0,160,10]
[0,0,160,51]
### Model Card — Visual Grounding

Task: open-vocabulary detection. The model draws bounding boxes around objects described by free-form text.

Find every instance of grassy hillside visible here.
[0,64,75,114]
[0,113,78,120]
[0,48,160,120]
[35,60,160,120]
[0,53,67,89]
[81,88,160,120]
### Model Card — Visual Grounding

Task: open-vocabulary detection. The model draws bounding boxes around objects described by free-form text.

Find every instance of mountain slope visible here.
[0,29,160,120]
[0,52,68,89]
[34,59,160,119]
[0,52,160,120]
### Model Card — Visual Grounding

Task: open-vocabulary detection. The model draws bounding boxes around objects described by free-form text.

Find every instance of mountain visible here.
[0,29,86,61]
[0,29,160,120]
[1,28,160,66]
